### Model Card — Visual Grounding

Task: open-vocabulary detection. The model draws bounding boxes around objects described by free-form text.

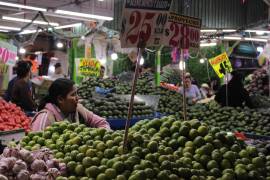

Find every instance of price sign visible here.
[78,58,101,77]
[120,0,172,48]
[209,52,233,78]
[162,13,201,50]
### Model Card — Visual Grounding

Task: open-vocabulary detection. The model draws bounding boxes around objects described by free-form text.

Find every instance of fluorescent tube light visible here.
[222,29,237,32]
[223,36,242,40]
[2,16,59,26]
[244,38,267,42]
[0,1,46,12]
[0,26,20,31]
[54,23,82,30]
[200,42,217,47]
[201,29,217,33]
[55,9,113,21]
[245,30,270,34]
[19,29,42,35]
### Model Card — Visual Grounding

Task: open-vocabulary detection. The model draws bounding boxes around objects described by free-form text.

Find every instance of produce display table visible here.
[0,129,25,145]
[107,112,166,130]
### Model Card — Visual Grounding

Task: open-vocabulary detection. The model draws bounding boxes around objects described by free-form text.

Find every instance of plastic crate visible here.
[243,133,270,141]
[107,112,167,130]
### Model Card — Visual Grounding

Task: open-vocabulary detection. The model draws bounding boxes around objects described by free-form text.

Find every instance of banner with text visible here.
[0,41,17,66]
[162,12,201,50]
[120,0,173,48]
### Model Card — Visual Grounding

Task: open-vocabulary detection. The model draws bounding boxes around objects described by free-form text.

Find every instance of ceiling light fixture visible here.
[0,29,8,32]
[111,53,118,60]
[200,42,217,47]
[222,29,237,32]
[54,23,82,30]
[200,58,205,64]
[19,29,42,35]
[56,42,64,48]
[81,36,85,40]
[200,29,217,33]
[0,25,20,31]
[245,30,270,34]
[19,47,26,54]
[223,36,242,40]
[2,16,59,26]
[0,1,47,12]
[244,38,267,42]
[55,9,113,21]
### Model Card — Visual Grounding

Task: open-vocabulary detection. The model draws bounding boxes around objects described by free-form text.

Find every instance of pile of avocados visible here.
[81,94,154,119]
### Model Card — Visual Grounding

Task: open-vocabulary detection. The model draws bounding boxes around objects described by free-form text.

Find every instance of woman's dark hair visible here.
[38,78,75,110]
[16,61,31,78]
[54,62,62,69]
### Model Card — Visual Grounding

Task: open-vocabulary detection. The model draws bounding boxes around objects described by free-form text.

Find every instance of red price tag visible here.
[121,10,169,48]
[120,0,173,48]
[162,13,201,50]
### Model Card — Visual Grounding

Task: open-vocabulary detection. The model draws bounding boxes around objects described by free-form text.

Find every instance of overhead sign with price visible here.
[162,13,201,49]
[209,52,233,78]
[120,0,173,48]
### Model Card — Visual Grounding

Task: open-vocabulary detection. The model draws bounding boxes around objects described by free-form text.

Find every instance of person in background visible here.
[51,63,65,80]
[4,61,33,102]
[99,66,105,79]
[215,71,253,108]
[179,76,202,104]
[11,61,36,112]
[185,72,199,86]
[31,78,111,131]
[210,77,220,93]
[200,83,213,99]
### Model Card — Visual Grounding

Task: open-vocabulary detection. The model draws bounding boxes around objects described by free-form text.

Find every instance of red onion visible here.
[17,170,30,180]
[2,157,16,169]
[48,168,61,178]
[45,160,55,168]
[30,159,47,173]
[12,160,27,174]
[30,173,47,180]
[0,161,8,174]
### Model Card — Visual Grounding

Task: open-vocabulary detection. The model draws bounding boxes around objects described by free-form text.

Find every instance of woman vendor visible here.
[31,78,111,131]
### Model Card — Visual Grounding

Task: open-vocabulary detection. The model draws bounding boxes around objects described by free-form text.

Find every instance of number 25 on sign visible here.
[163,13,201,50]
[121,10,168,48]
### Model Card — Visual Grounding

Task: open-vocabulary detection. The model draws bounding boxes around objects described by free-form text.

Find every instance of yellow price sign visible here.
[79,58,101,77]
[209,52,233,78]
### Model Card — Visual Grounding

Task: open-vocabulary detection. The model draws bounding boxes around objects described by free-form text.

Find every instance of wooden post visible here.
[123,47,144,151]
[180,49,187,121]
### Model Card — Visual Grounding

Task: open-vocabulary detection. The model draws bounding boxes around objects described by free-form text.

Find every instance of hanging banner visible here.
[77,58,101,77]
[120,0,173,48]
[209,52,233,78]
[162,12,201,50]
[0,41,17,66]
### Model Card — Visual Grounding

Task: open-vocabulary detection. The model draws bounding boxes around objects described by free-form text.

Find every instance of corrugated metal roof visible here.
[105,0,268,31]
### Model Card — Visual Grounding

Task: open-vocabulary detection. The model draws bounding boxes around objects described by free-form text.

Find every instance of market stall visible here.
[1,0,270,179]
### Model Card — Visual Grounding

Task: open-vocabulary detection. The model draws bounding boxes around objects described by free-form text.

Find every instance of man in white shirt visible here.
[51,63,65,80]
